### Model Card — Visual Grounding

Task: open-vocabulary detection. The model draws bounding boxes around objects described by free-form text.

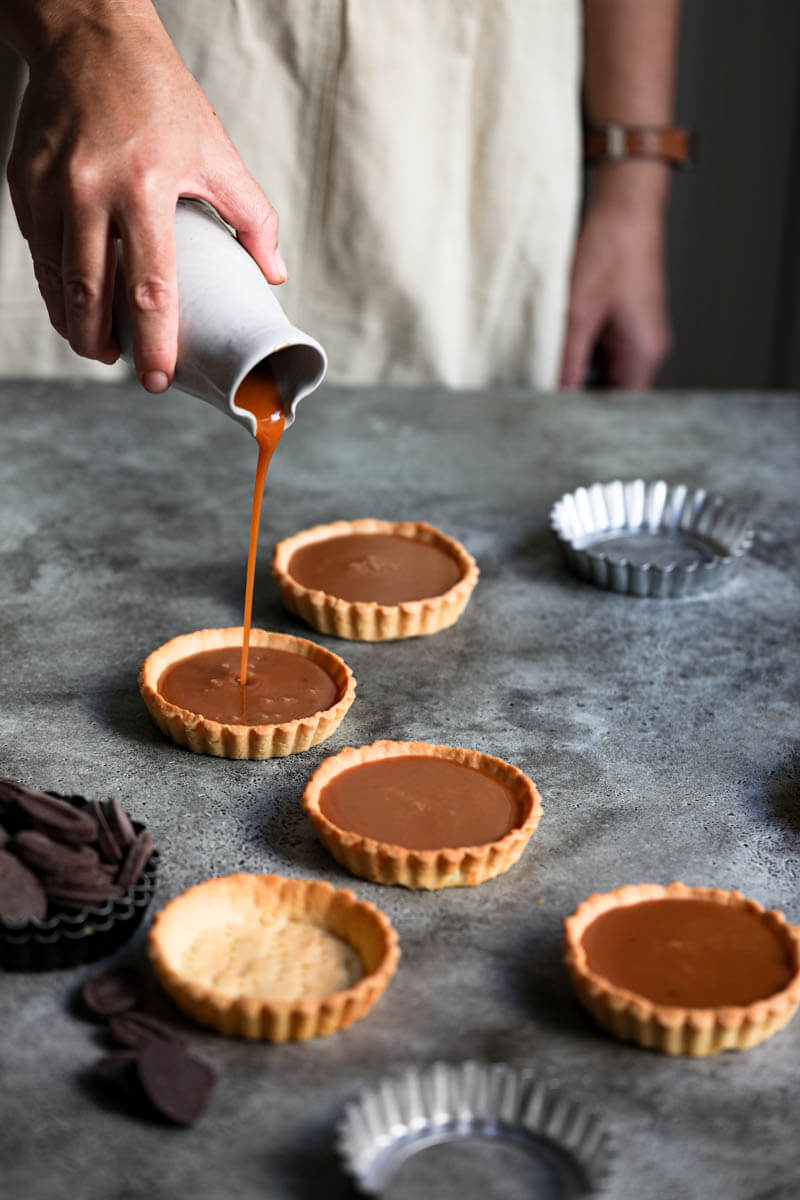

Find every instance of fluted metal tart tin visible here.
[550,479,754,597]
[336,1061,615,1198]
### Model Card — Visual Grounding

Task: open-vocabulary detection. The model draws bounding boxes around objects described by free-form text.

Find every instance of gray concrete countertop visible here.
[0,382,798,1200]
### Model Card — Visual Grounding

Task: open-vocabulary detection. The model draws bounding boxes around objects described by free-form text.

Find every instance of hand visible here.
[559,177,672,390]
[6,8,286,392]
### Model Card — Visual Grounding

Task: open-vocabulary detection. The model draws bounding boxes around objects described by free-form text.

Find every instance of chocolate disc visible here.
[0,777,35,817]
[91,799,122,864]
[13,829,100,875]
[103,797,136,850]
[136,1040,216,1126]
[0,849,47,923]
[116,831,155,890]
[16,789,98,846]
[82,966,146,1017]
[109,1011,188,1052]
[43,878,123,910]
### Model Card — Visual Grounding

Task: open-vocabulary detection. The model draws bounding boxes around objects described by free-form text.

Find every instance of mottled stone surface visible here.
[0,381,798,1200]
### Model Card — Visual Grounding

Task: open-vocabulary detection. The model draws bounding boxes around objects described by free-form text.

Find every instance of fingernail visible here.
[274,248,288,281]
[142,370,169,394]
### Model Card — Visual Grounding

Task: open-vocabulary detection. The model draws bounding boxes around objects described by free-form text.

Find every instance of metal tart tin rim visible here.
[336,1060,616,1197]
[0,793,158,970]
[549,478,754,597]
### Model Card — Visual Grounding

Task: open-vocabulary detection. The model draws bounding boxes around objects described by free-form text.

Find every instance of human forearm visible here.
[560,0,682,388]
[0,0,163,62]
[582,0,682,213]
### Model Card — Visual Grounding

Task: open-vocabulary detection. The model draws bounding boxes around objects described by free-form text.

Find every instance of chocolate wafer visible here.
[0,849,47,923]
[109,1010,188,1052]
[136,1040,216,1126]
[83,966,146,1017]
[15,788,98,846]
[91,799,122,863]
[13,829,100,876]
[43,878,124,910]
[103,797,136,850]
[117,831,155,890]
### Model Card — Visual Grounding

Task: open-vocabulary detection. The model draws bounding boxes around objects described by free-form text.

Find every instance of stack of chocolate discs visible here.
[0,779,158,971]
[84,966,216,1127]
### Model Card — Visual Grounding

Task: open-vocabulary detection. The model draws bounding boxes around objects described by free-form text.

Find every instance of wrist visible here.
[587,160,671,222]
[1,0,162,64]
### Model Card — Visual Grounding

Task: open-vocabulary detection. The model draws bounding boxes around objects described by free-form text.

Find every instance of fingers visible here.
[10,153,120,363]
[30,202,69,341]
[62,205,120,365]
[560,295,605,389]
[117,195,179,393]
[603,318,672,389]
[210,172,287,285]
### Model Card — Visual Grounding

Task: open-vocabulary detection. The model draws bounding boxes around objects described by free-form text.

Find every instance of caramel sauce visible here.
[157,646,338,726]
[234,370,285,719]
[581,898,794,1008]
[318,756,523,850]
[288,533,463,604]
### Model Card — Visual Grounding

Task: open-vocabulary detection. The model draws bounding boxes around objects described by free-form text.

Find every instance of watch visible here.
[584,123,693,168]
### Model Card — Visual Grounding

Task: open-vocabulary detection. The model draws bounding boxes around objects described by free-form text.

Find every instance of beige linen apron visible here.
[0,0,581,388]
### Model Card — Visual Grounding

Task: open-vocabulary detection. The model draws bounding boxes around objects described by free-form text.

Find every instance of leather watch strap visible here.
[584,124,692,167]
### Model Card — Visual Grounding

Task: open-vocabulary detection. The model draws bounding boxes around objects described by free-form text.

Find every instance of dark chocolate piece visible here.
[0,848,47,922]
[136,1040,216,1126]
[90,799,122,863]
[15,788,98,846]
[103,797,136,850]
[82,966,146,1017]
[116,831,155,890]
[13,829,100,875]
[0,777,34,816]
[0,824,8,849]
[43,878,123,910]
[109,1011,188,1051]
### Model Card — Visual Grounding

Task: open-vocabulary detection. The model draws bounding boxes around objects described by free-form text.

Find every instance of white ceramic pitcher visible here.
[113,198,327,437]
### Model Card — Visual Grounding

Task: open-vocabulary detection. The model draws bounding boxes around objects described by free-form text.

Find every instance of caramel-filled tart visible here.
[139,627,355,759]
[563,882,800,1056]
[148,873,399,1041]
[271,518,479,641]
[303,740,542,889]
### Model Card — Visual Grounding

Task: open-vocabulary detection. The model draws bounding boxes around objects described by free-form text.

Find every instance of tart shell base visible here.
[272,519,479,641]
[303,740,543,890]
[148,873,399,1042]
[563,883,800,1057]
[138,627,356,760]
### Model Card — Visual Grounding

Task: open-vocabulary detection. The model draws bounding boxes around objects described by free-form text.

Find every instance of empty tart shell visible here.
[148,873,400,1041]
[303,740,543,890]
[271,518,479,641]
[563,882,800,1057]
[138,627,356,760]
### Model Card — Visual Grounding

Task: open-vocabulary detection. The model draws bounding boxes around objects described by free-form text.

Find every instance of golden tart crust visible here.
[148,873,400,1041]
[563,882,800,1057]
[303,740,543,890]
[271,518,479,641]
[138,627,356,760]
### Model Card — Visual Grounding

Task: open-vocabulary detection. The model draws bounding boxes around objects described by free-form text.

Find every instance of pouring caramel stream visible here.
[234,370,285,719]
